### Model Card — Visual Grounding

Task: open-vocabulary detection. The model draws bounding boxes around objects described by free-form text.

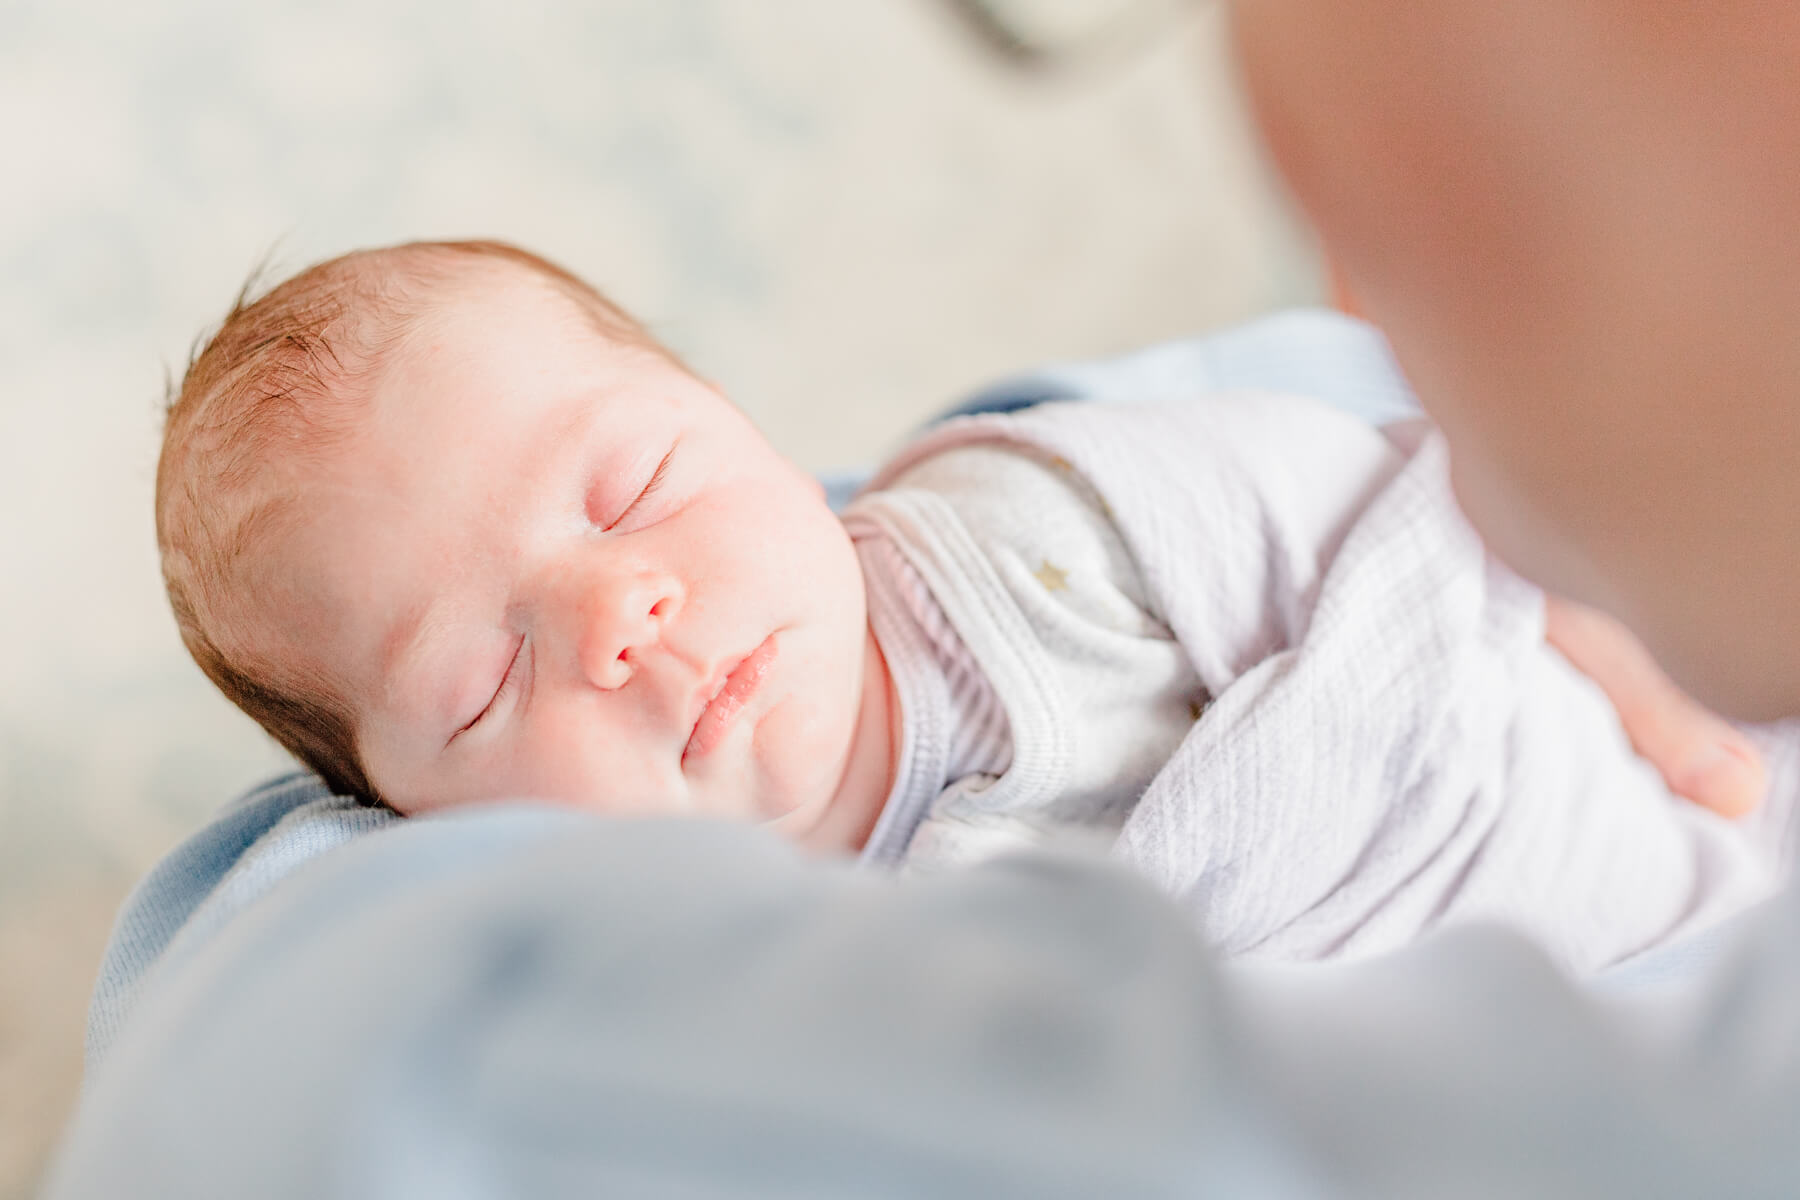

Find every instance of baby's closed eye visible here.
[450,634,527,744]
[590,445,675,531]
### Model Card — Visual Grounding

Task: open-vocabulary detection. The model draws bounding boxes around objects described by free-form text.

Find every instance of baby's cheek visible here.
[727,499,858,622]
[502,719,661,815]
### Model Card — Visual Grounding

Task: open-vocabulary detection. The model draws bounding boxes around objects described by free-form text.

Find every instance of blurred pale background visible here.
[0,0,1317,1192]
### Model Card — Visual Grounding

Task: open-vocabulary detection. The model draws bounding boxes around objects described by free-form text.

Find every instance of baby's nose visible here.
[574,572,682,691]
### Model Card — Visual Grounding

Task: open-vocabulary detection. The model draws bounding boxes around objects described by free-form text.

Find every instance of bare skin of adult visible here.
[1234,0,1800,724]
[1546,596,1768,818]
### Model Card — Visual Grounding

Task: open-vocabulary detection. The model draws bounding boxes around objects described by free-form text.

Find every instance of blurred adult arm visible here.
[43,807,1800,1198]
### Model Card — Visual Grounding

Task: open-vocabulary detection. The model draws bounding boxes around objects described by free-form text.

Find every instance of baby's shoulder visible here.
[874,442,1166,639]
[882,441,1098,532]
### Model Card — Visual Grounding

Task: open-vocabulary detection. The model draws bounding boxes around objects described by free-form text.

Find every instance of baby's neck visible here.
[791,624,897,855]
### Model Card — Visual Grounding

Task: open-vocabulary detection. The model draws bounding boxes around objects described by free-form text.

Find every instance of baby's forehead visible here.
[222,254,692,607]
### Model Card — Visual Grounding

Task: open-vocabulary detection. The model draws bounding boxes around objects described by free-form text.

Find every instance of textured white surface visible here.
[0,0,1312,1192]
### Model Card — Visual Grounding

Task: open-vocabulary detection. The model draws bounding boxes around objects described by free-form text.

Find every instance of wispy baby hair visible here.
[157,239,655,801]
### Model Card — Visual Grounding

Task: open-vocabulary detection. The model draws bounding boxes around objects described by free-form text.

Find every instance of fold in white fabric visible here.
[889,391,1790,971]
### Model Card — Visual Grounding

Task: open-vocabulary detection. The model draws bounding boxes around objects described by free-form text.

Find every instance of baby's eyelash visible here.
[451,637,526,742]
[609,448,674,529]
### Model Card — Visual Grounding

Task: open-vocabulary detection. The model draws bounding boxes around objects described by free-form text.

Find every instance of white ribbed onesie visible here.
[848,443,1204,873]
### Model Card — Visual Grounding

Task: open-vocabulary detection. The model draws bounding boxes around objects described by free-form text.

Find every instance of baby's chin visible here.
[747,758,841,836]
[742,705,867,849]
[760,792,864,858]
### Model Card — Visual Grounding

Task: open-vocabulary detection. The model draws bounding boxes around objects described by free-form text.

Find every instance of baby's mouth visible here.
[681,635,778,766]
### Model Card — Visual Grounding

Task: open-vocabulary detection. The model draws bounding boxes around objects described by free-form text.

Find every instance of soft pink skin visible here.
[266,265,896,854]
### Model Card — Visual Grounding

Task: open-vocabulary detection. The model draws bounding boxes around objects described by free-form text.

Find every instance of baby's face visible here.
[269,269,884,836]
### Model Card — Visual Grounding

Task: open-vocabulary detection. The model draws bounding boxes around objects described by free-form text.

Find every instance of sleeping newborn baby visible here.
[157,239,1789,973]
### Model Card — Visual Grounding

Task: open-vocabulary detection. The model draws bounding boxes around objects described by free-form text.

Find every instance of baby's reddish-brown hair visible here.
[157,240,657,801]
